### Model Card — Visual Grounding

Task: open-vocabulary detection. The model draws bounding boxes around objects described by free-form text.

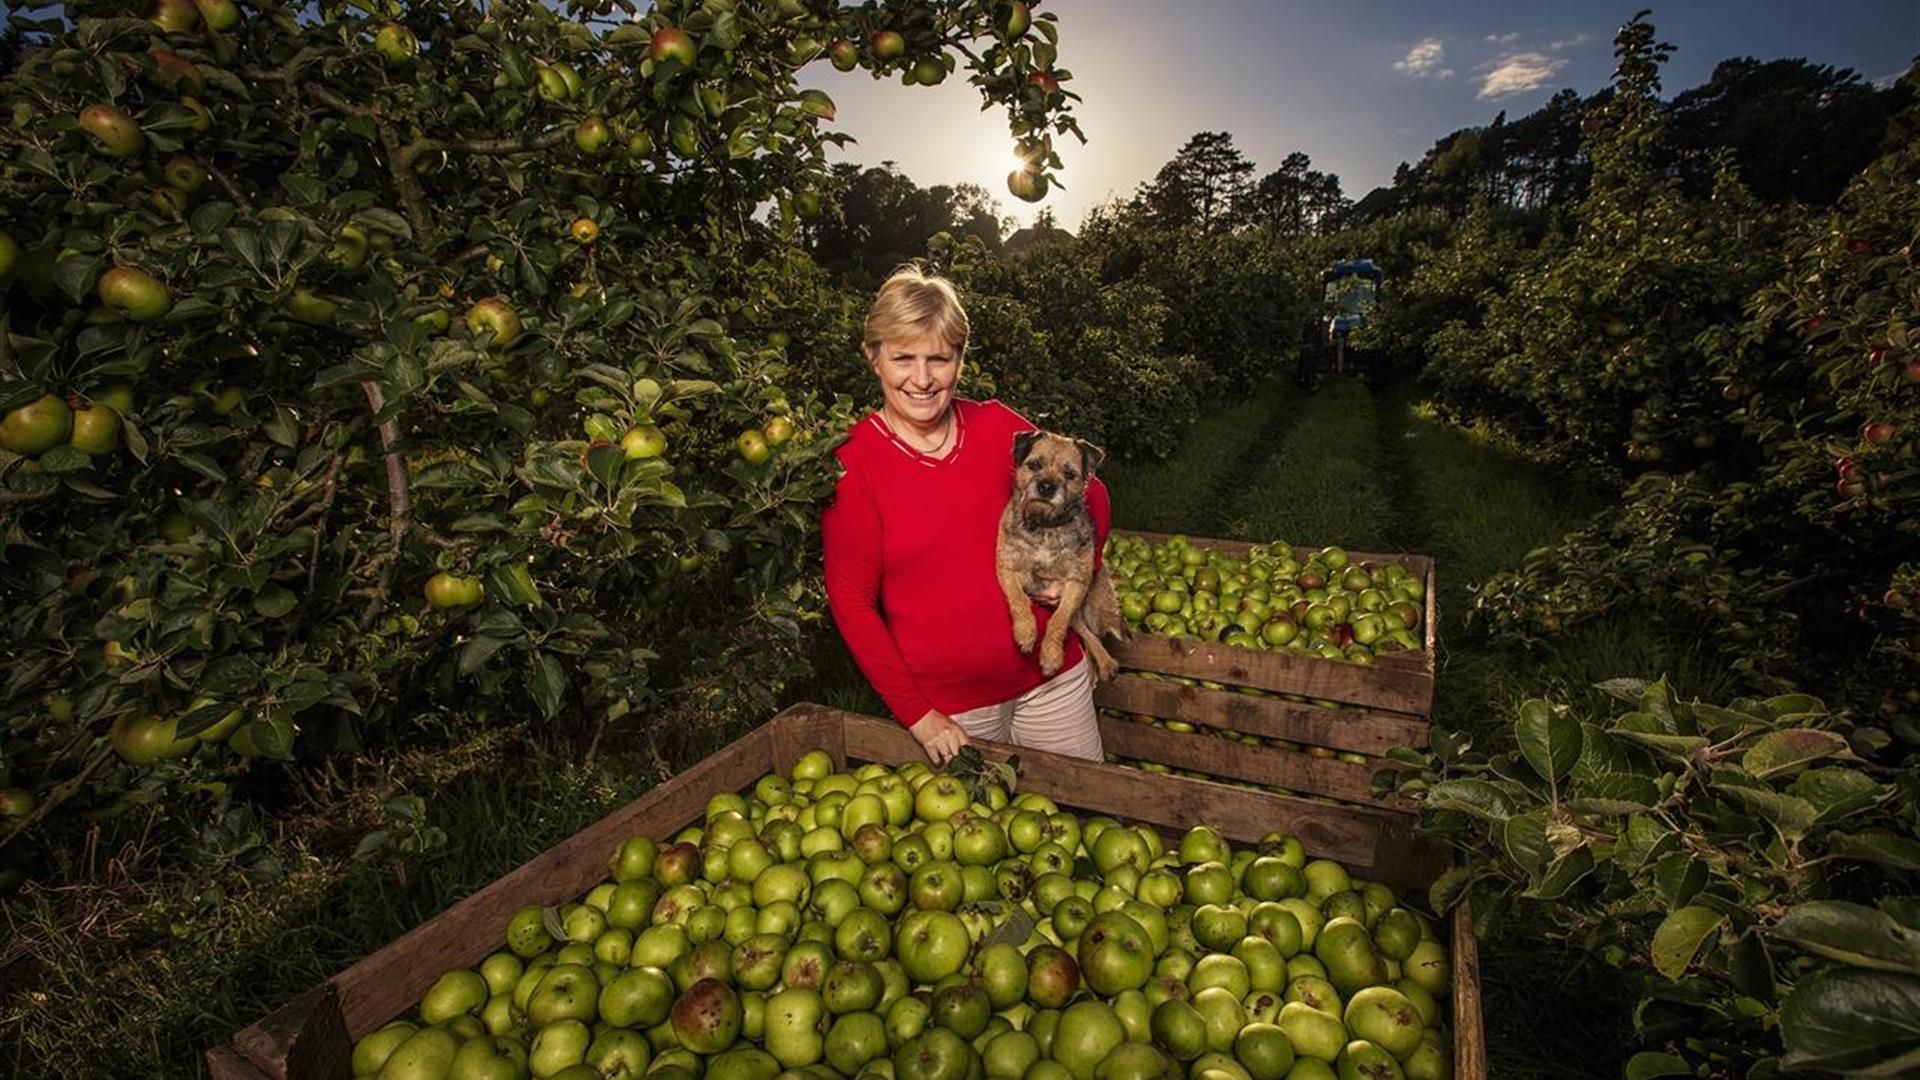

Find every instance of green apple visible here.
[601,966,674,1028]
[1050,1001,1126,1080]
[376,1026,460,1079]
[529,1020,591,1078]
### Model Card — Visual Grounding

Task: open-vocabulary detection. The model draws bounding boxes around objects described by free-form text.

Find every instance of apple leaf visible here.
[980,907,1035,952]
[1773,901,1920,975]
[1718,784,1819,843]
[1515,698,1583,783]
[529,653,566,719]
[1422,778,1517,823]
[1779,969,1920,1076]
[1792,767,1885,822]
[1428,865,1473,914]
[1524,846,1595,900]
[1829,831,1920,872]
[1651,905,1724,981]
[1502,810,1548,875]
[1742,728,1849,779]
[1651,851,1708,909]
[1615,813,1679,870]
[1624,1052,1691,1080]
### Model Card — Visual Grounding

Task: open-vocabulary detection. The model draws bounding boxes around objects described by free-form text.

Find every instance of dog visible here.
[996,430,1127,681]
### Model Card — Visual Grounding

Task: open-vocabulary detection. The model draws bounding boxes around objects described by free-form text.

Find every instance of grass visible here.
[0,732,667,1079]
[1099,378,1299,537]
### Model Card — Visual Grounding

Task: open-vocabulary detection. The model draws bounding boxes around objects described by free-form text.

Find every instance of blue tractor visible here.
[1297,259,1385,391]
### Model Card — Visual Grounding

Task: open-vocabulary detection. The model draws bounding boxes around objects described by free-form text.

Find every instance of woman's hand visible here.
[909,709,971,765]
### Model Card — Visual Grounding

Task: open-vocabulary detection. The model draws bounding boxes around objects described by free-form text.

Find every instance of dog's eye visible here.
[1023,460,1037,470]
[1062,468,1078,481]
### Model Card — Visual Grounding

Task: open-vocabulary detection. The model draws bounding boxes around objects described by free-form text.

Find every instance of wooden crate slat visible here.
[206,1043,279,1080]
[1451,899,1487,1078]
[770,702,847,774]
[1094,717,1413,811]
[227,986,349,1080]
[1095,675,1430,754]
[1111,633,1432,715]
[823,707,1418,884]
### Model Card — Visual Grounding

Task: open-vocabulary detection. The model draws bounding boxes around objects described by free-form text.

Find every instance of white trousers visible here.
[950,657,1103,761]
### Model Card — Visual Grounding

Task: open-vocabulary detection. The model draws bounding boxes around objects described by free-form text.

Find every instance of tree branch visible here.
[194,152,255,214]
[402,128,573,161]
[361,382,409,620]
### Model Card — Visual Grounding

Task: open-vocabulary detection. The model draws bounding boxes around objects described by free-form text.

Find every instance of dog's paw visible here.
[1090,651,1118,683]
[1012,616,1037,654]
[1039,639,1065,676]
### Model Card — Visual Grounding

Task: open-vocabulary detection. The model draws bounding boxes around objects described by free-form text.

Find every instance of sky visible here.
[801,1,1919,230]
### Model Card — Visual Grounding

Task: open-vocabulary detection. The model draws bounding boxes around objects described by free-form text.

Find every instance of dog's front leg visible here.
[998,555,1038,654]
[1039,577,1089,676]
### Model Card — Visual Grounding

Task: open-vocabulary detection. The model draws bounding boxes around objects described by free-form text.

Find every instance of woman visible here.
[822,267,1112,765]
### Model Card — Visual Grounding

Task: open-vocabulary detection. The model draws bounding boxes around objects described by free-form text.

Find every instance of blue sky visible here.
[805,1,1919,229]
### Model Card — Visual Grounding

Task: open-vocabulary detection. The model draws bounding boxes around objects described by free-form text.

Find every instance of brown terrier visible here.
[997,430,1126,680]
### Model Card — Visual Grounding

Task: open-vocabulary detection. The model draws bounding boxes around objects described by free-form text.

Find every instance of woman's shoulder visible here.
[965,398,1030,430]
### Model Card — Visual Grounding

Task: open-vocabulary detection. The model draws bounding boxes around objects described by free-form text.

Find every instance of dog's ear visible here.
[1012,430,1040,466]
[1076,438,1106,476]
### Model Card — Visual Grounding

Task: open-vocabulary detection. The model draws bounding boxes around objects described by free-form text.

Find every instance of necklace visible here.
[883,407,955,456]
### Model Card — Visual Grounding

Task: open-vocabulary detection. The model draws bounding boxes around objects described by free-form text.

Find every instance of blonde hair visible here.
[862,266,970,361]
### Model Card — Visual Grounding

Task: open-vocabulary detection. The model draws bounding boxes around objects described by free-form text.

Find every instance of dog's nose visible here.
[1036,480,1057,498]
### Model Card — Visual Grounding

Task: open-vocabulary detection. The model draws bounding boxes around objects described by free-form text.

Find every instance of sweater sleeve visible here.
[821,460,937,727]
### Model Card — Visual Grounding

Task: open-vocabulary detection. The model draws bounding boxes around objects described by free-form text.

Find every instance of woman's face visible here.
[870,333,961,427]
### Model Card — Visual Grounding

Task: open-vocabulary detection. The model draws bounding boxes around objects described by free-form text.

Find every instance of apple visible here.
[163,154,207,195]
[150,0,200,34]
[351,1022,418,1076]
[1050,1001,1125,1080]
[466,297,524,347]
[80,103,143,156]
[912,58,947,85]
[1008,170,1048,203]
[529,1019,592,1077]
[1078,912,1154,996]
[424,572,484,610]
[1005,2,1031,37]
[672,978,743,1054]
[737,429,771,464]
[96,266,171,322]
[871,31,907,60]
[110,713,196,765]
[0,395,74,455]
[651,27,697,67]
[799,90,836,121]
[377,1027,460,1079]
[1342,986,1422,1061]
[420,968,488,1024]
[285,288,338,326]
[575,116,612,155]
[193,0,240,31]
[828,38,860,71]
[1028,72,1060,95]
[895,910,970,983]
[374,23,418,64]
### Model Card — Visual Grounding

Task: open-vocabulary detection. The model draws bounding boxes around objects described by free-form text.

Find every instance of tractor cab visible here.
[1299,259,1386,390]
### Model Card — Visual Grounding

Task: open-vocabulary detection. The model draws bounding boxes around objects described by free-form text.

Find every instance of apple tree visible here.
[0,0,1079,884]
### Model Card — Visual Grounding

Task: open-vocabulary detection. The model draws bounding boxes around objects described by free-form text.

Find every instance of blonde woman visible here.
[822,268,1112,765]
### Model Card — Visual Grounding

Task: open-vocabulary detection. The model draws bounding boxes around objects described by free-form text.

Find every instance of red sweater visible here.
[822,399,1112,726]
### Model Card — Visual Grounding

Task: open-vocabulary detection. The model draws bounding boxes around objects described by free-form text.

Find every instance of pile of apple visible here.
[0,385,133,464]
[352,753,1453,1080]
[1105,536,1425,665]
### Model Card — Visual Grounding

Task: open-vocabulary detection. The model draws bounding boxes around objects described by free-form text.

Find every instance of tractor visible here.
[1297,258,1385,391]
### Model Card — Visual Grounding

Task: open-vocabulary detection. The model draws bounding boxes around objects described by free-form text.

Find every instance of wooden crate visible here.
[1100,529,1438,808]
[209,704,1485,1080]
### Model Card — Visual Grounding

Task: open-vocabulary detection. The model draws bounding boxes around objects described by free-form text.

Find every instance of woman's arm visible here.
[821,466,938,727]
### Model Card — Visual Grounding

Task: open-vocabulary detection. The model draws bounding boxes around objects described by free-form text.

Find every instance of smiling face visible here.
[869,332,962,430]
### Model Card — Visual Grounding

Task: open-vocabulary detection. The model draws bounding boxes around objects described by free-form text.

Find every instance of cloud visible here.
[1485,32,1519,44]
[1872,64,1912,90]
[1546,34,1590,51]
[1394,38,1454,79]
[1478,52,1567,99]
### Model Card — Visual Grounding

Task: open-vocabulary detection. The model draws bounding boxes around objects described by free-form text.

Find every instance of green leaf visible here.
[487,562,543,608]
[1524,846,1595,900]
[1718,784,1819,842]
[1422,778,1517,823]
[1427,866,1472,914]
[529,653,565,719]
[1742,728,1849,779]
[1792,767,1885,821]
[1651,905,1724,981]
[1651,851,1708,909]
[1779,969,1920,1076]
[459,635,512,676]
[1829,831,1920,872]
[1566,773,1659,815]
[1503,810,1548,874]
[1624,1051,1691,1080]
[175,700,237,739]
[1616,813,1678,870]
[252,586,297,618]
[1774,902,1920,975]
[1515,698,1583,783]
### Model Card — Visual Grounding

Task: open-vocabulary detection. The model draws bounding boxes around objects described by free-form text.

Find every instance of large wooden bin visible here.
[1100,529,1438,810]
[208,704,1485,1080]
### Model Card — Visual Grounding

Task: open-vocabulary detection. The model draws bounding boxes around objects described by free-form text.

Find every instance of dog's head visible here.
[1012,430,1104,526]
